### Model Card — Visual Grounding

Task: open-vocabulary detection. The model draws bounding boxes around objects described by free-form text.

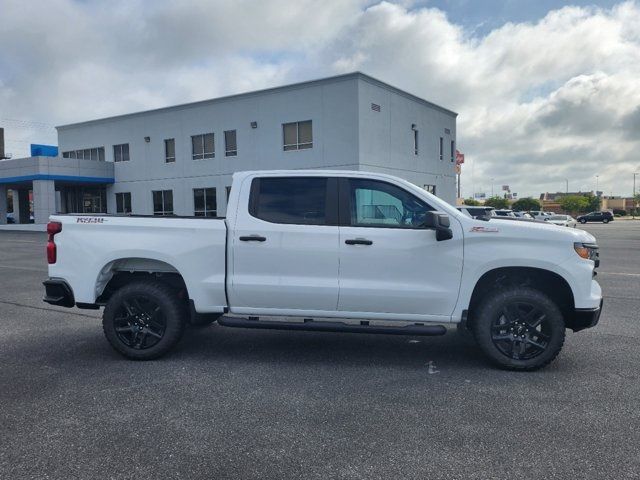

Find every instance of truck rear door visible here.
[228,176,340,315]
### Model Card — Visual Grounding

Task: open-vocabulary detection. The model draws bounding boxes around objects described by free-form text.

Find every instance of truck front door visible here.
[228,176,340,315]
[337,178,463,319]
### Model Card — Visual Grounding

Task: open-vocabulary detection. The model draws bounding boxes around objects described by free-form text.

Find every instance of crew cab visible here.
[44,171,603,370]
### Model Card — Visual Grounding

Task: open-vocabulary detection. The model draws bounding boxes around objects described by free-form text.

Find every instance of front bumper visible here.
[43,279,75,308]
[568,299,603,332]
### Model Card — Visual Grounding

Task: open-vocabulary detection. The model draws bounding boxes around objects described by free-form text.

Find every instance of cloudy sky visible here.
[1,0,639,198]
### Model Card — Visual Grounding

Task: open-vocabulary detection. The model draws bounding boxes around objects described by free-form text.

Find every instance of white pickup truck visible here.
[43,170,603,370]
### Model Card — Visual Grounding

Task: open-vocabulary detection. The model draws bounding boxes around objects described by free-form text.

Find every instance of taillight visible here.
[47,221,62,264]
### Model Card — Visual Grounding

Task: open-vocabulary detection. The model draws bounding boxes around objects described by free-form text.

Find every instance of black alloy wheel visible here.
[113,295,166,350]
[473,286,565,371]
[103,280,186,360]
[490,301,550,361]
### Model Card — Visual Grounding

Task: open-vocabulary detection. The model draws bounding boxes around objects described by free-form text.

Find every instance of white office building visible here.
[0,72,457,224]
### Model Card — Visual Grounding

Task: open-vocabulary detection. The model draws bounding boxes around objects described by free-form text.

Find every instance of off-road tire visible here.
[473,287,565,371]
[103,280,186,360]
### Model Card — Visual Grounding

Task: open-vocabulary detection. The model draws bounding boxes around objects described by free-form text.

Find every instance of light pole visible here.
[634,173,638,218]
[491,178,495,197]
[595,175,599,194]
[565,179,568,194]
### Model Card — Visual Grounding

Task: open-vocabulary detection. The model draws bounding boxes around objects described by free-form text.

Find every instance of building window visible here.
[224,130,237,156]
[115,192,132,214]
[424,185,436,195]
[192,133,214,160]
[283,120,312,151]
[193,188,217,217]
[439,137,443,161]
[450,140,455,162]
[62,147,104,161]
[152,190,173,216]
[165,138,175,163]
[413,130,419,155]
[113,143,130,162]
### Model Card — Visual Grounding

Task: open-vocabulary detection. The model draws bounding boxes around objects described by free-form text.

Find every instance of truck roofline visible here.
[232,169,461,218]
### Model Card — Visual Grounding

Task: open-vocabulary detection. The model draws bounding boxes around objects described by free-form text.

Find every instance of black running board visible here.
[217,317,447,336]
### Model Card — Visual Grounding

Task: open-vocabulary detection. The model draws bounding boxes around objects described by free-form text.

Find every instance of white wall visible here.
[59,78,360,216]
[57,74,457,215]
[357,79,457,204]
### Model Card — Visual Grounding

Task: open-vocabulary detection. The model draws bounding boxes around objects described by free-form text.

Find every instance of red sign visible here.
[455,150,465,165]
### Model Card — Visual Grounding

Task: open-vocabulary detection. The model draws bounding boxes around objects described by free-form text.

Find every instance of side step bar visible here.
[217,317,447,336]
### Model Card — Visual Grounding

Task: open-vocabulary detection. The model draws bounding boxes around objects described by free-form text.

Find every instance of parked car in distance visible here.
[5,212,34,224]
[456,206,495,219]
[513,212,534,219]
[493,209,516,217]
[545,215,577,228]
[530,211,553,219]
[577,211,614,224]
[44,170,603,371]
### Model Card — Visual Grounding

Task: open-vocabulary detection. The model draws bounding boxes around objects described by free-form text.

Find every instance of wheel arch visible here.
[94,257,190,305]
[465,266,576,330]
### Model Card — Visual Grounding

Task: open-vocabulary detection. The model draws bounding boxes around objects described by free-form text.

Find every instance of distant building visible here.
[0,72,458,225]
[539,191,596,213]
[601,196,638,213]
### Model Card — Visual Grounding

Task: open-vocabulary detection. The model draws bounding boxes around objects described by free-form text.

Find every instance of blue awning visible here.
[0,174,114,185]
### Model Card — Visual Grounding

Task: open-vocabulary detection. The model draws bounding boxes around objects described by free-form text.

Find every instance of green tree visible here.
[463,198,480,206]
[586,194,601,212]
[633,194,640,217]
[511,197,541,212]
[484,196,510,209]
[559,195,590,214]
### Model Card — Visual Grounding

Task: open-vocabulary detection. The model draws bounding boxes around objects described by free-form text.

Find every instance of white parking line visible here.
[0,240,41,244]
[598,272,640,277]
[0,264,46,272]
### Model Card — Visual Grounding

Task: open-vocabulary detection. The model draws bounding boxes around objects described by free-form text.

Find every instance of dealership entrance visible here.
[58,185,107,214]
[0,155,114,226]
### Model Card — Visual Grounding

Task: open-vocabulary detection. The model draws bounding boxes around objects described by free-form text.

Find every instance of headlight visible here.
[574,242,599,265]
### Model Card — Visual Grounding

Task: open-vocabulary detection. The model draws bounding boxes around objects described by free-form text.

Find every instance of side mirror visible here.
[422,211,453,241]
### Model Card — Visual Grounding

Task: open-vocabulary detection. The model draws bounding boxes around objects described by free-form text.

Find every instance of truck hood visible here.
[466,216,597,244]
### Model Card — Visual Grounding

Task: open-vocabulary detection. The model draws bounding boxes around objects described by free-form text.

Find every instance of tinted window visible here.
[194,188,217,217]
[152,190,173,216]
[251,177,327,225]
[116,192,131,214]
[165,138,175,163]
[349,179,431,228]
[224,130,237,156]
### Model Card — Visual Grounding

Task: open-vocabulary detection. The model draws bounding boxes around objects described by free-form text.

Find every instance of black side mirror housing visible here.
[422,211,453,241]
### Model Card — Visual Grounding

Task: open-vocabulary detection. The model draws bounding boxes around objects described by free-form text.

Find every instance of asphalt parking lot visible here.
[1,222,639,479]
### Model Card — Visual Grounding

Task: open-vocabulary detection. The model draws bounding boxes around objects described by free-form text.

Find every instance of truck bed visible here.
[47,214,228,313]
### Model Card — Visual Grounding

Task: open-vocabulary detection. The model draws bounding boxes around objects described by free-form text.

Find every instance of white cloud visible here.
[0,0,639,196]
